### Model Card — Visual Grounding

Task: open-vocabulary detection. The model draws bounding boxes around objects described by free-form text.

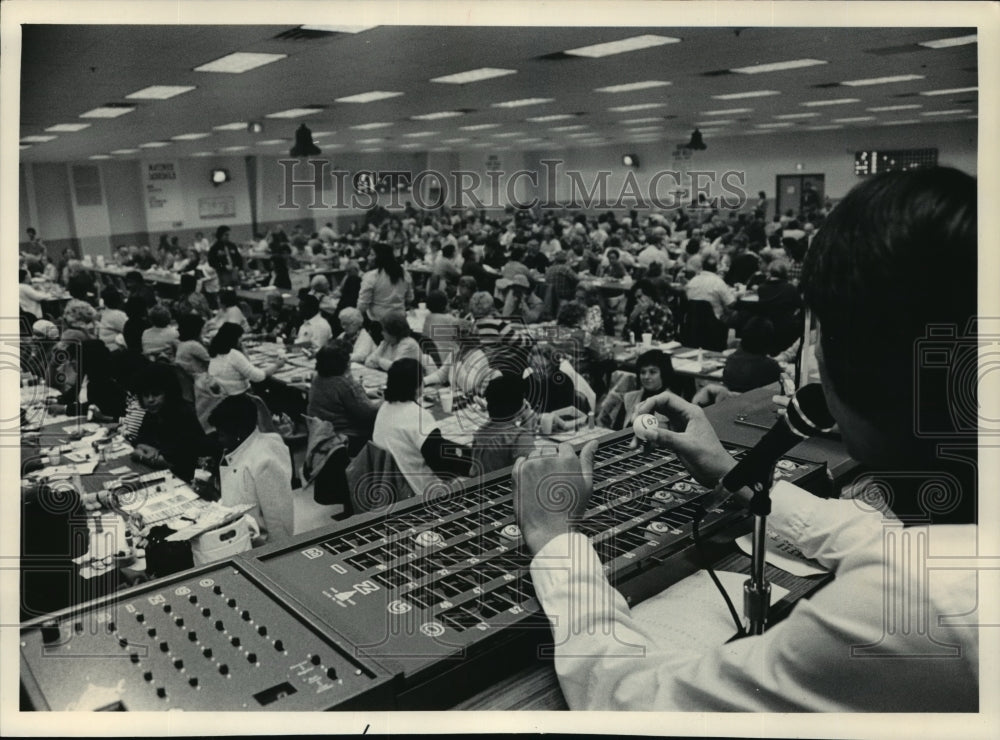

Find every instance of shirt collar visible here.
[224,427,262,465]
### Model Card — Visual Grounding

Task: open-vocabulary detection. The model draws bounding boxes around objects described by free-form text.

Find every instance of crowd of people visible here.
[19,197,820,556]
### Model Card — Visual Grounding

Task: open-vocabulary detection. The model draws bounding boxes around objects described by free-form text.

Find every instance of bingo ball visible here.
[633,414,659,441]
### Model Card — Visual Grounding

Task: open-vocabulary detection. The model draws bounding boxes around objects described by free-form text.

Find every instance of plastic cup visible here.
[418,302,427,312]
[642,333,653,347]
[439,389,454,414]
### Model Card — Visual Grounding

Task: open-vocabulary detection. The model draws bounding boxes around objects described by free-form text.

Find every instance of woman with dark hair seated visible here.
[372,358,471,495]
[596,348,675,430]
[132,362,211,481]
[171,272,212,321]
[207,322,284,396]
[623,279,676,343]
[98,287,128,350]
[46,339,128,420]
[364,310,425,372]
[122,296,150,354]
[722,316,782,392]
[308,340,380,456]
[175,313,210,377]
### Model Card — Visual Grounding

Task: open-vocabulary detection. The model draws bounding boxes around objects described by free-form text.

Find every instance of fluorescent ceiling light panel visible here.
[172,132,211,140]
[111,149,139,154]
[918,34,977,49]
[879,119,921,125]
[403,131,437,137]
[492,132,525,138]
[492,98,554,108]
[45,123,91,132]
[731,58,827,74]
[754,123,793,128]
[20,145,31,150]
[702,108,752,115]
[804,125,844,130]
[920,86,978,96]
[213,122,248,130]
[351,122,394,129]
[618,117,661,124]
[20,135,57,143]
[800,98,860,107]
[126,85,196,100]
[626,126,661,132]
[139,141,171,148]
[920,109,972,116]
[79,105,135,118]
[219,146,248,152]
[195,52,286,73]
[841,74,924,86]
[460,123,501,130]
[774,113,820,119]
[335,91,403,103]
[192,152,214,157]
[89,154,112,160]
[608,103,666,112]
[355,138,385,144]
[258,139,286,145]
[431,67,517,84]
[831,116,876,123]
[441,138,469,143]
[411,111,465,120]
[550,124,587,131]
[595,80,671,93]
[299,25,377,33]
[526,114,575,122]
[713,90,780,100]
[398,143,421,148]
[867,104,922,111]
[265,108,325,118]
[564,34,680,58]
[696,119,733,125]
[311,131,334,137]
[567,132,595,138]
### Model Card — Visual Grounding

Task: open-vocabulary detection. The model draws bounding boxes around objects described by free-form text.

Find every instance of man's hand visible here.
[513,441,597,556]
[632,391,736,487]
[691,383,736,408]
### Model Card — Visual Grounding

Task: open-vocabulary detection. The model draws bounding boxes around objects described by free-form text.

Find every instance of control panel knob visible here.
[130,652,140,664]
[274,640,284,652]
[327,667,338,680]
[202,608,211,618]
[214,620,224,632]
[73,621,83,634]
[188,631,198,642]
[147,628,157,638]
[213,585,222,595]
[136,613,145,623]
[257,625,267,636]
[202,647,213,659]
[247,652,257,664]
[143,671,153,682]
[156,687,167,698]
[227,598,236,608]
[310,654,321,666]
[189,677,199,688]
[175,617,184,627]
[159,641,169,652]
[163,604,172,614]
[230,636,240,647]
[188,594,198,604]
[241,610,251,621]
[219,664,229,676]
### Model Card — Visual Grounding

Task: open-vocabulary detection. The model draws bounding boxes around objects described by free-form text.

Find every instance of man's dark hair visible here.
[148,304,172,328]
[208,393,258,437]
[702,255,718,273]
[740,317,776,355]
[102,287,123,310]
[125,270,143,285]
[426,290,448,314]
[299,293,320,317]
[384,358,421,402]
[177,313,205,341]
[485,373,525,421]
[801,167,976,418]
[180,273,197,293]
[442,243,456,259]
[132,361,182,400]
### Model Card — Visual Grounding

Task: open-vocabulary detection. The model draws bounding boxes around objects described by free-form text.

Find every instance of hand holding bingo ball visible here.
[633,414,660,442]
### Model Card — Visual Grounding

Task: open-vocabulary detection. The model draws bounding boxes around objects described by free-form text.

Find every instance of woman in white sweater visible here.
[207,322,284,396]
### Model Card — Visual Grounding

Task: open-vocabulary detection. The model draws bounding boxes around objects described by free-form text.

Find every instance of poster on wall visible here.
[143,160,184,226]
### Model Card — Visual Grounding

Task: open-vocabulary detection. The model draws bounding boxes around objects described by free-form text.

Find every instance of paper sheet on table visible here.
[630,570,789,652]
[29,460,100,478]
[736,534,829,578]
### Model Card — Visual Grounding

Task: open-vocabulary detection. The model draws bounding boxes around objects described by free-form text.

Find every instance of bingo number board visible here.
[854,148,938,175]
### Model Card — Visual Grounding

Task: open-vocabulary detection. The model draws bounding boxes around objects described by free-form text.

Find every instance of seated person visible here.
[295,294,333,350]
[251,292,299,342]
[598,248,629,279]
[141,304,180,361]
[451,275,479,316]
[469,374,537,476]
[424,320,494,395]
[308,341,380,457]
[596,349,675,430]
[122,296,150,354]
[209,394,293,544]
[421,290,463,365]
[171,273,212,321]
[338,307,376,364]
[46,339,128,420]
[722,316,783,392]
[623,279,676,343]
[309,274,337,312]
[97,287,128,350]
[469,290,535,379]
[365,310,425,372]
[132,362,211,481]
[208,322,285,396]
[59,299,98,345]
[498,274,544,324]
[175,313,211,377]
[372,358,472,495]
[124,270,157,309]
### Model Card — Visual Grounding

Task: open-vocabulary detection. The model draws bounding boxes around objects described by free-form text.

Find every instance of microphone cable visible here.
[691,502,747,639]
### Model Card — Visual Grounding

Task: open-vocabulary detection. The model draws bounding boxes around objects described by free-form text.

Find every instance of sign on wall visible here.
[143,160,184,225]
[198,196,236,219]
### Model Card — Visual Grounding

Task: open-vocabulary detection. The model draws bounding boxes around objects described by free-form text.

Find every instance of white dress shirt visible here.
[684,270,736,319]
[531,480,978,711]
[220,428,293,544]
[297,313,333,349]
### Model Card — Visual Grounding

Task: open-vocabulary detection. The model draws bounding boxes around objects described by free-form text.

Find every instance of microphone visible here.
[720,383,836,508]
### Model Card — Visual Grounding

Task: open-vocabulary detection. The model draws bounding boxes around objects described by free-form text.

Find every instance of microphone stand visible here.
[744,477,773,636]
